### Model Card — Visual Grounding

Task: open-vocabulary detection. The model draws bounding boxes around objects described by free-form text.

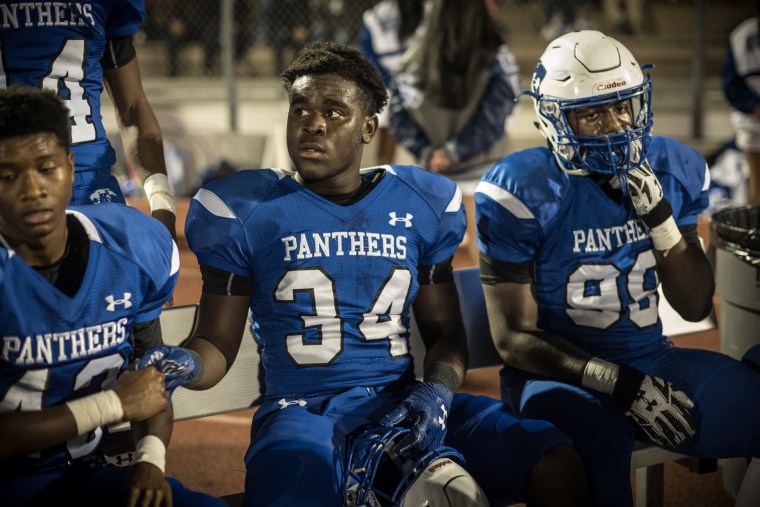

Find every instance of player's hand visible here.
[428,148,452,174]
[625,161,671,227]
[138,346,202,394]
[614,365,697,448]
[114,366,169,421]
[126,462,173,507]
[625,161,683,253]
[379,380,453,458]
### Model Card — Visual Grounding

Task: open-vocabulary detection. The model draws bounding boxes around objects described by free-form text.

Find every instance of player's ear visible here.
[362,115,378,145]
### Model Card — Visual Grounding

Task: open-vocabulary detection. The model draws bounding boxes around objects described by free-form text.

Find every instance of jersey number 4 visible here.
[275,266,413,365]
[0,38,96,144]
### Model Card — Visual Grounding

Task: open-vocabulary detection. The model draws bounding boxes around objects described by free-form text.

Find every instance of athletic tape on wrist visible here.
[134,435,166,473]
[143,173,176,214]
[581,357,620,395]
[65,390,124,435]
[640,196,672,229]
[649,215,682,255]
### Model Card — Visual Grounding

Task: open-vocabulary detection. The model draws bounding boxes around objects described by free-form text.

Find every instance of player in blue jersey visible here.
[0,86,222,507]
[138,41,588,506]
[721,3,760,204]
[0,0,177,240]
[475,30,760,506]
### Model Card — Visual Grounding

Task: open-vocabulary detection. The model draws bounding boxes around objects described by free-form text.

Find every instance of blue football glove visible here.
[137,346,202,394]
[379,380,454,458]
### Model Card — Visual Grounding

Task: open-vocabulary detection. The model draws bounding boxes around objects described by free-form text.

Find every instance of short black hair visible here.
[281,41,388,117]
[0,85,70,148]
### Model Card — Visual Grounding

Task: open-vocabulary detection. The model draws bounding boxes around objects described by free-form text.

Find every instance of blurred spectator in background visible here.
[722,6,760,204]
[389,0,519,174]
[604,0,644,36]
[266,0,311,75]
[388,0,520,266]
[358,0,430,164]
[541,0,578,41]
[160,0,256,77]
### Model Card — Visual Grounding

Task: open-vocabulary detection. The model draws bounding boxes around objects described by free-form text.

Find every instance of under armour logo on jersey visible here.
[105,293,133,311]
[388,212,413,227]
[89,188,118,204]
[437,404,448,430]
[277,398,307,410]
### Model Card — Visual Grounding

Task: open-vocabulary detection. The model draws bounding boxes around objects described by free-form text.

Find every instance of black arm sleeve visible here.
[200,264,253,296]
[131,318,163,358]
[101,35,137,69]
[417,256,454,285]
[479,253,534,285]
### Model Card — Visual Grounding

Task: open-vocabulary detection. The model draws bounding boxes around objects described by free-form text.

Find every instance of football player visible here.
[0,0,176,241]
[475,30,760,506]
[0,86,222,507]
[721,4,760,204]
[140,41,588,506]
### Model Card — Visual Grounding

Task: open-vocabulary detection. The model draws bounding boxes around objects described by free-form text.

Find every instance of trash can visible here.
[710,204,760,498]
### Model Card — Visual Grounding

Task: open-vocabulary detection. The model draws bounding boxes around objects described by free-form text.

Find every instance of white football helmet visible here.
[344,425,489,507]
[528,30,654,176]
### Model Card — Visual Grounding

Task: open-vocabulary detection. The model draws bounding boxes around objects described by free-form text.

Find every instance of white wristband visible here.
[134,435,166,473]
[65,390,124,435]
[649,215,682,255]
[143,173,176,215]
[581,357,620,395]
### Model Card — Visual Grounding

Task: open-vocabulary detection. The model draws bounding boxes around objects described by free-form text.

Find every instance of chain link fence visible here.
[140,0,379,78]
[135,0,751,80]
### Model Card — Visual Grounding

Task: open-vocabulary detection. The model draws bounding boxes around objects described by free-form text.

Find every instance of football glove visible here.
[625,161,682,252]
[613,364,697,448]
[379,381,454,458]
[138,346,202,394]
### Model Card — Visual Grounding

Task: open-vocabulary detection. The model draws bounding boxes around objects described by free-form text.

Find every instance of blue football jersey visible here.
[475,137,710,359]
[186,166,466,399]
[0,0,144,173]
[0,204,178,475]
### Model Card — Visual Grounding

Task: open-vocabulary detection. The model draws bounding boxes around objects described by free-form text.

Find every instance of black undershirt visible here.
[317,171,382,206]
[34,215,89,296]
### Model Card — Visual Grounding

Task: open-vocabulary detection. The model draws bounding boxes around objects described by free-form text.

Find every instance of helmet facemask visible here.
[343,425,465,507]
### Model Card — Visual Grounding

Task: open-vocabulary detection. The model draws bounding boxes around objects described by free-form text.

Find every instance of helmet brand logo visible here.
[597,80,628,91]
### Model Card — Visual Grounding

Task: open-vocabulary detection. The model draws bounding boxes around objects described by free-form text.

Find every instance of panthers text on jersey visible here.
[0,0,144,173]
[0,204,178,476]
[475,136,710,361]
[185,165,466,399]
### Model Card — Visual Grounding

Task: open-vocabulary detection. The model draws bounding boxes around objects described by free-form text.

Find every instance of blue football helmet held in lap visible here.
[343,425,489,507]
[526,30,654,176]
